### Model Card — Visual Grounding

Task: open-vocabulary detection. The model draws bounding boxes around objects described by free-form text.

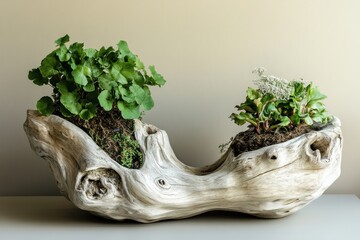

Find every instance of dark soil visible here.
[231,124,316,156]
[55,107,319,168]
[57,108,143,169]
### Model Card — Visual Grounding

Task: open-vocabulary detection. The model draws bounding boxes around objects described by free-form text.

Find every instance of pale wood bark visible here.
[24,110,342,222]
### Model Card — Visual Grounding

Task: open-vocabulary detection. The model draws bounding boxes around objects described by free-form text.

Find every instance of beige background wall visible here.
[1,0,359,196]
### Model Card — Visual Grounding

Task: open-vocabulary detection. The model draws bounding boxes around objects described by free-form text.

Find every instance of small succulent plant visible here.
[230,68,332,134]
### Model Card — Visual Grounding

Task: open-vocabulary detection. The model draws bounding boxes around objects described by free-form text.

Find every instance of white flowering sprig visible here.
[230,68,332,134]
[252,67,297,100]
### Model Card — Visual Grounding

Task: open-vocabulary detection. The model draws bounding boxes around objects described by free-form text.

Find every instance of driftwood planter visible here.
[23,110,342,223]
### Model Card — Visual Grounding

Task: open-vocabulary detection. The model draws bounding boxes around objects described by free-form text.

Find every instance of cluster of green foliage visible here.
[28,34,166,120]
[113,132,143,168]
[230,74,332,134]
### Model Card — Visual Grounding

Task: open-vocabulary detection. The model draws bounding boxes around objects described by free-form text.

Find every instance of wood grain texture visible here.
[23,110,343,222]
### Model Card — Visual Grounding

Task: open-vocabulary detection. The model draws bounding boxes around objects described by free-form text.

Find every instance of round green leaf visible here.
[59,104,73,118]
[141,86,154,110]
[99,74,117,90]
[84,48,97,58]
[28,68,48,86]
[149,65,166,86]
[55,34,70,46]
[118,86,135,103]
[129,83,146,104]
[79,109,91,120]
[36,96,55,116]
[79,103,97,120]
[246,88,261,100]
[98,90,114,111]
[39,54,59,78]
[83,83,95,92]
[72,65,89,86]
[117,40,131,54]
[304,116,314,125]
[56,45,71,62]
[111,61,128,84]
[278,116,291,127]
[263,102,277,116]
[60,91,82,114]
[117,101,141,119]
[230,113,246,125]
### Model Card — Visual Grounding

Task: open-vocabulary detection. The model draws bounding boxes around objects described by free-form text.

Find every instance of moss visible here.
[112,132,143,169]
[64,107,144,169]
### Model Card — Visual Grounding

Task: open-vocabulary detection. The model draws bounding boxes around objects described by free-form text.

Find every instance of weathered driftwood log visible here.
[23,110,342,222]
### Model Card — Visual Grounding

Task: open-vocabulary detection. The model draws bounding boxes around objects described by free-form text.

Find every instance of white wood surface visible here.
[23,110,343,222]
[0,195,359,240]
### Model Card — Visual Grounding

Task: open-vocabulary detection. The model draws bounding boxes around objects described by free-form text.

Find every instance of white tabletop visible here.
[0,195,359,240]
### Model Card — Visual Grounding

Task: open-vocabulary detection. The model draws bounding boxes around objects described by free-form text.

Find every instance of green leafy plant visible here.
[230,68,332,134]
[28,34,166,120]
